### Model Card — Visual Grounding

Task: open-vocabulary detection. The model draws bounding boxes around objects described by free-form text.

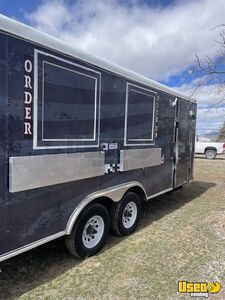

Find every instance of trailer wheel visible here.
[65,203,109,258]
[205,149,217,159]
[110,192,141,236]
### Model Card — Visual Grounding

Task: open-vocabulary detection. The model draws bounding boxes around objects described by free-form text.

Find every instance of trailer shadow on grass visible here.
[0,180,216,300]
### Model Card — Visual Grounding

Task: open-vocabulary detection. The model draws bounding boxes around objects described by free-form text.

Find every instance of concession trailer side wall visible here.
[0,14,196,261]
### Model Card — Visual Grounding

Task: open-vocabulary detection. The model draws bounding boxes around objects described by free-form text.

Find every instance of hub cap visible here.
[207,151,215,159]
[122,201,137,229]
[82,215,104,248]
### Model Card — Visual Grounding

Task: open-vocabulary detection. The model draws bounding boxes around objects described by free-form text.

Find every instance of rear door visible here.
[174,99,191,187]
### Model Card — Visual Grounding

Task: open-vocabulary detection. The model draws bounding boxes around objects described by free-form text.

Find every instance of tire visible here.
[205,149,217,159]
[65,203,110,259]
[110,191,141,236]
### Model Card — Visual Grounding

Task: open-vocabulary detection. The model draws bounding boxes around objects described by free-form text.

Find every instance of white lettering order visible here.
[24,59,33,136]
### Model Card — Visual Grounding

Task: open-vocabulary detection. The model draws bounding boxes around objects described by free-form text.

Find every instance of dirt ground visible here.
[0,155,225,300]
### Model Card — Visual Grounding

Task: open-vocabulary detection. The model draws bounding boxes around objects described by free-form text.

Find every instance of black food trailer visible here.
[0,15,196,261]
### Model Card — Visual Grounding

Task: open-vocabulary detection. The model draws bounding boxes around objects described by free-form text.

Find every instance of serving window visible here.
[34,50,101,149]
[124,83,156,146]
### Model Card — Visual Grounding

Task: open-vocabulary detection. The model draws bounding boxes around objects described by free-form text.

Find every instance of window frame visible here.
[124,82,157,146]
[33,49,101,149]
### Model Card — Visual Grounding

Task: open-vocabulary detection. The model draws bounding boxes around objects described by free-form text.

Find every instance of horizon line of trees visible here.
[216,121,225,142]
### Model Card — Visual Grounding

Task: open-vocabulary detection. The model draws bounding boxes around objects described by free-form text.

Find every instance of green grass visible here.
[1,156,225,300]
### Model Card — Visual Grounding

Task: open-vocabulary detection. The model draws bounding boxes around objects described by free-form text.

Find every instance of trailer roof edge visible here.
[0,14,196,103]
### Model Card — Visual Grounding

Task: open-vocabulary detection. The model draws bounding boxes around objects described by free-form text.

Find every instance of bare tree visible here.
[216,121,225,141]
[193,27,225,139]
[194,25,225,107]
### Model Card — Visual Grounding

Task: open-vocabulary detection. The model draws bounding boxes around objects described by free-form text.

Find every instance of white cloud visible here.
[25,0,225,81]
[196,108,225,134]
[24,0,225,133]
[175,78,225,106]
[175,80,225,133]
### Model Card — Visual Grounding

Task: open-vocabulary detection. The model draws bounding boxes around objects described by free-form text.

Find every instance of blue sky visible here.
[0,1,40,19]
[0,0,175,18]
[0,0,225,134]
